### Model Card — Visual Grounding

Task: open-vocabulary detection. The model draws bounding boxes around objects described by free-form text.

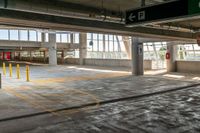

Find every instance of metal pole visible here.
[0,73,1,89]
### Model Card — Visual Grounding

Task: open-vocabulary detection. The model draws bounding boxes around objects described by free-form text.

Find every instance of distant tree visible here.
[158,46,167,60]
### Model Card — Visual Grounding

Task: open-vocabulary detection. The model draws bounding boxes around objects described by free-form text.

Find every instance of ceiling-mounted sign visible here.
[126,0,200,26]
[188,0,200,15]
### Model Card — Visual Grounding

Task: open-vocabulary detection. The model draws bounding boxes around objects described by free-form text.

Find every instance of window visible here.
[29,30,37,41]
[19,30,28,41]
[73,33,79,44]
[66,34,71,43]
[45,33,49,42]
[9,30,19,40]
[37,32,42,42]
[0,30,9,40]
[178,44,200,61]
[61,34,67,43]
[56,34,61,43]
[86,33,130,59]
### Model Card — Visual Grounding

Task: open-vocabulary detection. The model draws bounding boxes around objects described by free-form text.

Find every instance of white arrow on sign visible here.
[128,13,136,21]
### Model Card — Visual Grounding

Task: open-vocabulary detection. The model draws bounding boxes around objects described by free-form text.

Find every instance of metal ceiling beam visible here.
[0,8,196,41]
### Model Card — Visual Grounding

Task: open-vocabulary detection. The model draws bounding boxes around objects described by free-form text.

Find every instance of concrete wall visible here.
[176,60,200,74]
[66,58,152,70]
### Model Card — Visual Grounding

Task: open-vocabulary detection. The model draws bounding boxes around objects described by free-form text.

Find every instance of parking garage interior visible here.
[0,0,200,133]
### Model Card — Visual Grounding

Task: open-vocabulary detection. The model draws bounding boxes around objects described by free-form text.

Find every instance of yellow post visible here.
[3,62,6,76]
[16,64,20,79]
[26,65,30,82]
[9,63,12,77]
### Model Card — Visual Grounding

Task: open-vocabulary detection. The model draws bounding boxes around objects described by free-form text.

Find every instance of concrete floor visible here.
[0,63,200,133]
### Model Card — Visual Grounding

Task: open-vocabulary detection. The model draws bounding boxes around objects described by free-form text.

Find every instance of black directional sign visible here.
[126,0,199,26]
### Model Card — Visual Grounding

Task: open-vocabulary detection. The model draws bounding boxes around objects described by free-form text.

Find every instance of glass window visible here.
[29,30,37,41]
[99,34,103,40]
[105,34,109,41]
[73,33,79,44]
[109,35,114,41]
[37,32,42,42]
[19,30,28,41]
[87,33,92,40]
[67,34,71,43]
[99,40,103,51]
[109,41,114,51]
[87,40,93,51]
[93,33,98,40]
[0,30,9,40]
[9,30,19,40]
[61,34,67,43]
[93,40,98,51]
[45,33,49,42]
[114,41,118,52]
[105,41,109,52]
[56,34,61,43]
[120,41,126,52]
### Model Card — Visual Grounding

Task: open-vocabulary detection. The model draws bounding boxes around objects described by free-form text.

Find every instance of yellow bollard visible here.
[26,65,30,82]
[16,64,20,79]
[9,63,12,77]
[3,62,6,76]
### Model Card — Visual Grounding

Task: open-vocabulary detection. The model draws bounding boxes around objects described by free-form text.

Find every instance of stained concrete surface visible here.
[0,64,200,133]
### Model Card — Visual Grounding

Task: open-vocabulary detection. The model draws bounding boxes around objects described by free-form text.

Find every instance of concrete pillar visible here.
[131,37,144,75]
[48,33,57,66]
[167,43,177,72]
[41,33,45,43]
[79,33,87,65]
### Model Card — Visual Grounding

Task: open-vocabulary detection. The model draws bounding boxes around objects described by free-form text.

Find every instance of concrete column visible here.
[131,37,144,75]
[167,43,177,72]
[41,32,45,47]
[79,33,87,65]
[48,33,57,66]
[41,33,45,43]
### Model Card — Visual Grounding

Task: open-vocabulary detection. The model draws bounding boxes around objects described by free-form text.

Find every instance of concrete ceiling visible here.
[0,0,197,41]
[161,18,200,32]
[58,0,168,11]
